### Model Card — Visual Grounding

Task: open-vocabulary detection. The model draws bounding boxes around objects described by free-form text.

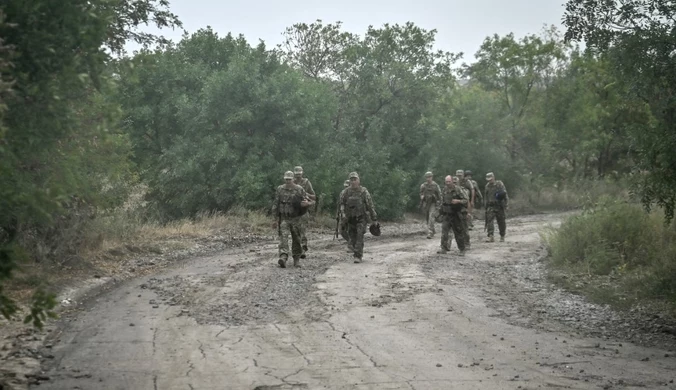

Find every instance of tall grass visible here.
[543,196,676,306]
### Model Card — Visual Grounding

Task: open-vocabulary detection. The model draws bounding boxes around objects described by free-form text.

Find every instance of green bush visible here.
[544,197,676,302]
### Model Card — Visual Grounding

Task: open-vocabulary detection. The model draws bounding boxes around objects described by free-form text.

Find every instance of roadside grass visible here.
[542,196,676,315]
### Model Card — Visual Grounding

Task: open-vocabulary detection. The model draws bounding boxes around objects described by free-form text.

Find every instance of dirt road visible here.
[35,214,676,389]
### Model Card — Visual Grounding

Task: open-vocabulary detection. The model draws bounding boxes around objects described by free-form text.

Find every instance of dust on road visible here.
[33,214,676,389]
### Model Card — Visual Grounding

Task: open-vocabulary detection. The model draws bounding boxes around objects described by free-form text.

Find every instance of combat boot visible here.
[353,253,362,263]
[293,256,301,268]
[458,250,466,257]
[486,236,494,243]
[278,254,288,268]
[499,236,505,242]
[436,248,448,254]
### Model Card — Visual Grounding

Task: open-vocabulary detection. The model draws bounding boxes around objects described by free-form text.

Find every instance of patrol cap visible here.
[349,172,359,179]
[424,171,433,177]
[455,169,464,176]
[486,172,494,179]
[293,166,303,175]
[343,180,350,187]
[464,170,473,176]
[284,171,294,179]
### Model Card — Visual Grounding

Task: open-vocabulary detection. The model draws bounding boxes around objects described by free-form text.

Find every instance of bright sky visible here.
[132,0,567,61]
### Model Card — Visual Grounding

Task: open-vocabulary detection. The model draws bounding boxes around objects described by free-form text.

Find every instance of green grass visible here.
[543,196,676,312]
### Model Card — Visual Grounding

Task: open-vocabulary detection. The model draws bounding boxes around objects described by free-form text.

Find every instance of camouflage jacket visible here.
[271,184,308,219]
[459,178,475,204]
[340,186,377,222]
[294,177,315,198]
[419,181,442,205]
[440,185,469,214]
[485,180,508,207]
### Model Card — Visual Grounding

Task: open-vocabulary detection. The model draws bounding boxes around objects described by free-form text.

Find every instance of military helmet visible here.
[424,171,433,178]
[369,222,381,236]
[464,170,473,177]
[283,171,294,180]
[349,172,359,179]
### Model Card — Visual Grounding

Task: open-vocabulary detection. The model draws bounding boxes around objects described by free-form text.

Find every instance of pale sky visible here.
[133,0,567,61]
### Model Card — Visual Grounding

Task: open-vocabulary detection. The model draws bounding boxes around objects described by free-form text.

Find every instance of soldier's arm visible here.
[339,189,347,216]
[300,188,315,207]
[499,181,509,206]
[434,184,442,204]
[305,180,317,200]
[364,190,378,222]
[419,184,425,199]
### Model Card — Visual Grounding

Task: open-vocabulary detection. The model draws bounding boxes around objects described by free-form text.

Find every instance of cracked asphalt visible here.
[35,214,676,389]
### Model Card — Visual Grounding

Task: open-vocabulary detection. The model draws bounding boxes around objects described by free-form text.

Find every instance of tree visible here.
[0,0,180,326]
[563,0,676,220]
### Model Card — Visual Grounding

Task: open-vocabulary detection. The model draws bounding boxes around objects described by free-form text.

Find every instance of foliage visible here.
[0,0,179,323]
[563,0,676,221]
[544,198,676,303]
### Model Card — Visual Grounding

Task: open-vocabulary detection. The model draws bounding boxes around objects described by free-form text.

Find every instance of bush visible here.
[544,197,676,303]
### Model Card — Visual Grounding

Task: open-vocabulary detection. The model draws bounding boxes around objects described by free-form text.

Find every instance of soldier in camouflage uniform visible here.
[336,179,350,245]
[272,171,314,268]
[419,171,442,239]
[484,172,508,242]
[340,172,378,263]
[465,170,483,209]
[293,166,316,258]
[437,175,468,255]
[455,169,475,249]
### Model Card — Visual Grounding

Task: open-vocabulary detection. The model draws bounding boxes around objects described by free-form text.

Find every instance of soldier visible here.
[340,172,378,263]
[455,169,475,249]
[336,179,350,246]
[419,171,442,239]
[465,170,483,209]
[293,166,316,258]
[271,171,314,268]
[484,172,508,242]
[437,175,468,255]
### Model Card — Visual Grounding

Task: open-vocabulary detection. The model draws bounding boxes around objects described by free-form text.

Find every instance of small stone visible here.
[641,357,650,361]
[457,363,463,367]
[129,323,135,327]
[436,363,442,367]
[500,337,504,341]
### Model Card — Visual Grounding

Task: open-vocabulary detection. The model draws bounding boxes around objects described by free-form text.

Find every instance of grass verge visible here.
[542,196,676,315]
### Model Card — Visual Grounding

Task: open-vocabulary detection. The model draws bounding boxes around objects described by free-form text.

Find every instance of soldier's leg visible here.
[354,220,367,262]
[497,207,507,240]
[347,220,357,254]
[438,217,451,253]
[486,207,496,239]
[462,211,471,249]
[300,213,309,254]
[450,214,466,253]
[278,220,290,267]
[290,220,303,267]
[427,203,437,237]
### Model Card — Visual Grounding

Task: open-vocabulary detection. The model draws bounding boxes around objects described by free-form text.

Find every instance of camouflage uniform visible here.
[272,171,309,267]
[456,170,475,249]
[293,166,315,256]
[337,180,350,243]
[419,173,442,239]
[340,172,377,262]
[438,182,468,254]
[484,172,508,241]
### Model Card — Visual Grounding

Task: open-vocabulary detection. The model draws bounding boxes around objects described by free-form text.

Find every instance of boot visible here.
[353,253,362,263]
[499,235,505,242]
[486,236,494,243]
[458,250,466,257]
[278,255,287,268]
[437,248,448,254]
[302,244,308,252]
[293,256,301,268]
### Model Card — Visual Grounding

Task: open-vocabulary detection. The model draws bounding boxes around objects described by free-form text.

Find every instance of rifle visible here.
[334,214,340,240]
[484,209,487,232]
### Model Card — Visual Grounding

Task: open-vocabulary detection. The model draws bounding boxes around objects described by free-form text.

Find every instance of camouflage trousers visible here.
[440,212,466,252]
[424,202,437,236]
[300,213,309,251]
[346,217,367,258]
[462,211,471,248]
[485,204,506,237]
[278,217,303,259]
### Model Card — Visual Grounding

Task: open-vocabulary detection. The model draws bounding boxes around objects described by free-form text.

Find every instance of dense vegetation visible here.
[1,0,675,322]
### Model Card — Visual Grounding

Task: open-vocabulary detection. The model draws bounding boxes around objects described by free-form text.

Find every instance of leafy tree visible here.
[0,0,180,325]
[563,0,676,220]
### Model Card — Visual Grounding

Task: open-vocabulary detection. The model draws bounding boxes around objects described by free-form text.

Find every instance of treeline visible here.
[1,0,675,320]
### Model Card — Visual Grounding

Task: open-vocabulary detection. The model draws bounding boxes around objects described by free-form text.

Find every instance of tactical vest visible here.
[278,187,301,218]
[441,188,463,214]
[485,182,505,205]
[421,182,438,202]
[344,187,365,218]
[296,178,311,193]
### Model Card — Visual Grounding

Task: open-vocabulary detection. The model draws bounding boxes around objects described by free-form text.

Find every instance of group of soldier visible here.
[271,166,507,268]
[419,170,508,256]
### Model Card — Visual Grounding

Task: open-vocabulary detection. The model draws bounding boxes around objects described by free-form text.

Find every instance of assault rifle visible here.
[334,214,340,240]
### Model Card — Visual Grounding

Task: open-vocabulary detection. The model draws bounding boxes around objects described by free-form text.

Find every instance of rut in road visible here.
[34,214,676,390]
